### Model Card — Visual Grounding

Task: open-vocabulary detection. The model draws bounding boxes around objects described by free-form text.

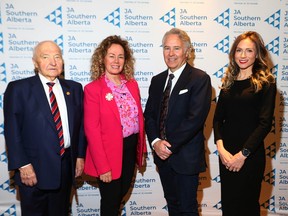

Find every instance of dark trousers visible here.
[19,149,72,216]
[98,133,137,216]
[158,162,199,216]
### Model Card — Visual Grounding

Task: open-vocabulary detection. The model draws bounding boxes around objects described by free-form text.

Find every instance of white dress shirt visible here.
[39,73,71,149]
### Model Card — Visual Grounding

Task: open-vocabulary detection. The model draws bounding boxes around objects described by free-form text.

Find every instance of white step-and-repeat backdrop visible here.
[0,0,287,215]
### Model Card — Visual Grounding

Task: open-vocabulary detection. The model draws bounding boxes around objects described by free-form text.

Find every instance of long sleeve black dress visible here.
[213,78,276,216]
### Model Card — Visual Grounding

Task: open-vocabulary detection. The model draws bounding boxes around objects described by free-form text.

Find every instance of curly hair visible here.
[222,31,275,92]
[90,35,135,81]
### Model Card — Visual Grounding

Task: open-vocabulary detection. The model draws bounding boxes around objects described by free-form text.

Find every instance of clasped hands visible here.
[154,139,172,160]
[219,149,246,172]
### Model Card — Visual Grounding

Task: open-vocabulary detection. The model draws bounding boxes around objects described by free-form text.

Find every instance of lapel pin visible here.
[66,91,70,95]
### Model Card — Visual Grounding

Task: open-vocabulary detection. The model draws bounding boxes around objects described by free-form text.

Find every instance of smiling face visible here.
[104,43,125,77]
[32,41,63,81]
[163,34,188,72]
[234,38,257,73]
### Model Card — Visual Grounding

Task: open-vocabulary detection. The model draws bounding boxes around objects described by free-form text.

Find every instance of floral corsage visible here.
[105,93,113,101]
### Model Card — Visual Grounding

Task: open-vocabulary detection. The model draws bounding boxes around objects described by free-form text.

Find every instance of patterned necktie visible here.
[159,73,174,140]
[47,82,65,156]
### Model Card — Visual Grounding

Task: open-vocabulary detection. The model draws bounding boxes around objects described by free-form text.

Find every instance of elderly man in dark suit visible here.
[144,28,212,216]
[4,40,86,216]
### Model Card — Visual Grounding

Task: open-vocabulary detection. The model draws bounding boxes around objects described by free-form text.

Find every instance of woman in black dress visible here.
[213,31,276,216]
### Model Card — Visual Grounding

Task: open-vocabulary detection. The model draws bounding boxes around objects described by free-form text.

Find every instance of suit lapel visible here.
[31,75,57,131]
[168,65,191,115]
[59,79,73,134]
[158,70,169,101]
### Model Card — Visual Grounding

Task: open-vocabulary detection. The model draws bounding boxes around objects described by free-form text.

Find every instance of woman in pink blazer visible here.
[84,35,147,216]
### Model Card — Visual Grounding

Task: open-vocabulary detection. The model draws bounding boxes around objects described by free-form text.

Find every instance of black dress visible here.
[213,78,276,216]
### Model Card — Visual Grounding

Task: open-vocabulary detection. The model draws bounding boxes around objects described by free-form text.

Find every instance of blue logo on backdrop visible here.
[214,8,230,28]
[162,205,168,212]
[214,36,229,54]
[0,179,16,194]
[160,8,176,27]
[266,142,276,159]
[265,10,281,29]
[213,201,222,210]
[0,123,3,135]
[0,95,4,109]
[121,204,126,216]
[0,63,7,83]
[271,64,278,81]
[263,169,275,186]
[1,204,16,216]
[45,6,62,27]
[104,8,120,27]
[0,32,3,53]
[213,64,228,78]
[261,196,275,213]
[213,149,219,156]
[54,35,64,52]
[0,150,7,163]
[212,175,221,183]
[266,37,279,56]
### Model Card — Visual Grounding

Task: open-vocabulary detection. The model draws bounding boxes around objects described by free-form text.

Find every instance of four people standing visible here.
[83,35,147,215]
[3,30,277,215]
[213,31,276,216]
[144,28,212,215]
[4,41,86,216]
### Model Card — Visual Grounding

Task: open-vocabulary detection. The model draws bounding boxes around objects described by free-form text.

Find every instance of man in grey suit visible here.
[144,28,212,216]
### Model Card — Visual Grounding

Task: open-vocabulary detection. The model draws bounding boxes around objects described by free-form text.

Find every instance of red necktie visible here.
[47,82,65,156]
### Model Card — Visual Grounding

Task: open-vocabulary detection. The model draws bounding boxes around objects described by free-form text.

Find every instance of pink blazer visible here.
[83,76,146,180]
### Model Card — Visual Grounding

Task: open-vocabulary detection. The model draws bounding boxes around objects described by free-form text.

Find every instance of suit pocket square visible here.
[179,89,188,95]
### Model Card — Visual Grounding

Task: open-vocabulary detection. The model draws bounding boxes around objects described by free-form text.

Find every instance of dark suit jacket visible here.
[4,75,86,190]
[144,63,211,175]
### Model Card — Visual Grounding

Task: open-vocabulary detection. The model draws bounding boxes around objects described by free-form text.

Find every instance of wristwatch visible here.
[241,148,251,157]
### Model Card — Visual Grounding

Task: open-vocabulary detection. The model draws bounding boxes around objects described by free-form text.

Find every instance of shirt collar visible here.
[168,63,186,80]
[38,73,59,86]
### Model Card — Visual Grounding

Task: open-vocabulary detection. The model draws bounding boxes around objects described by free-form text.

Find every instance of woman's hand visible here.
[216,140,233,167]
[100,171,112,183]
[226,151,246,172]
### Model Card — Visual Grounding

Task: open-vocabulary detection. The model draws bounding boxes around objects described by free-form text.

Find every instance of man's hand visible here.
[75,158,84,178]
[19,164,37,186]
[154,140,172,160]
